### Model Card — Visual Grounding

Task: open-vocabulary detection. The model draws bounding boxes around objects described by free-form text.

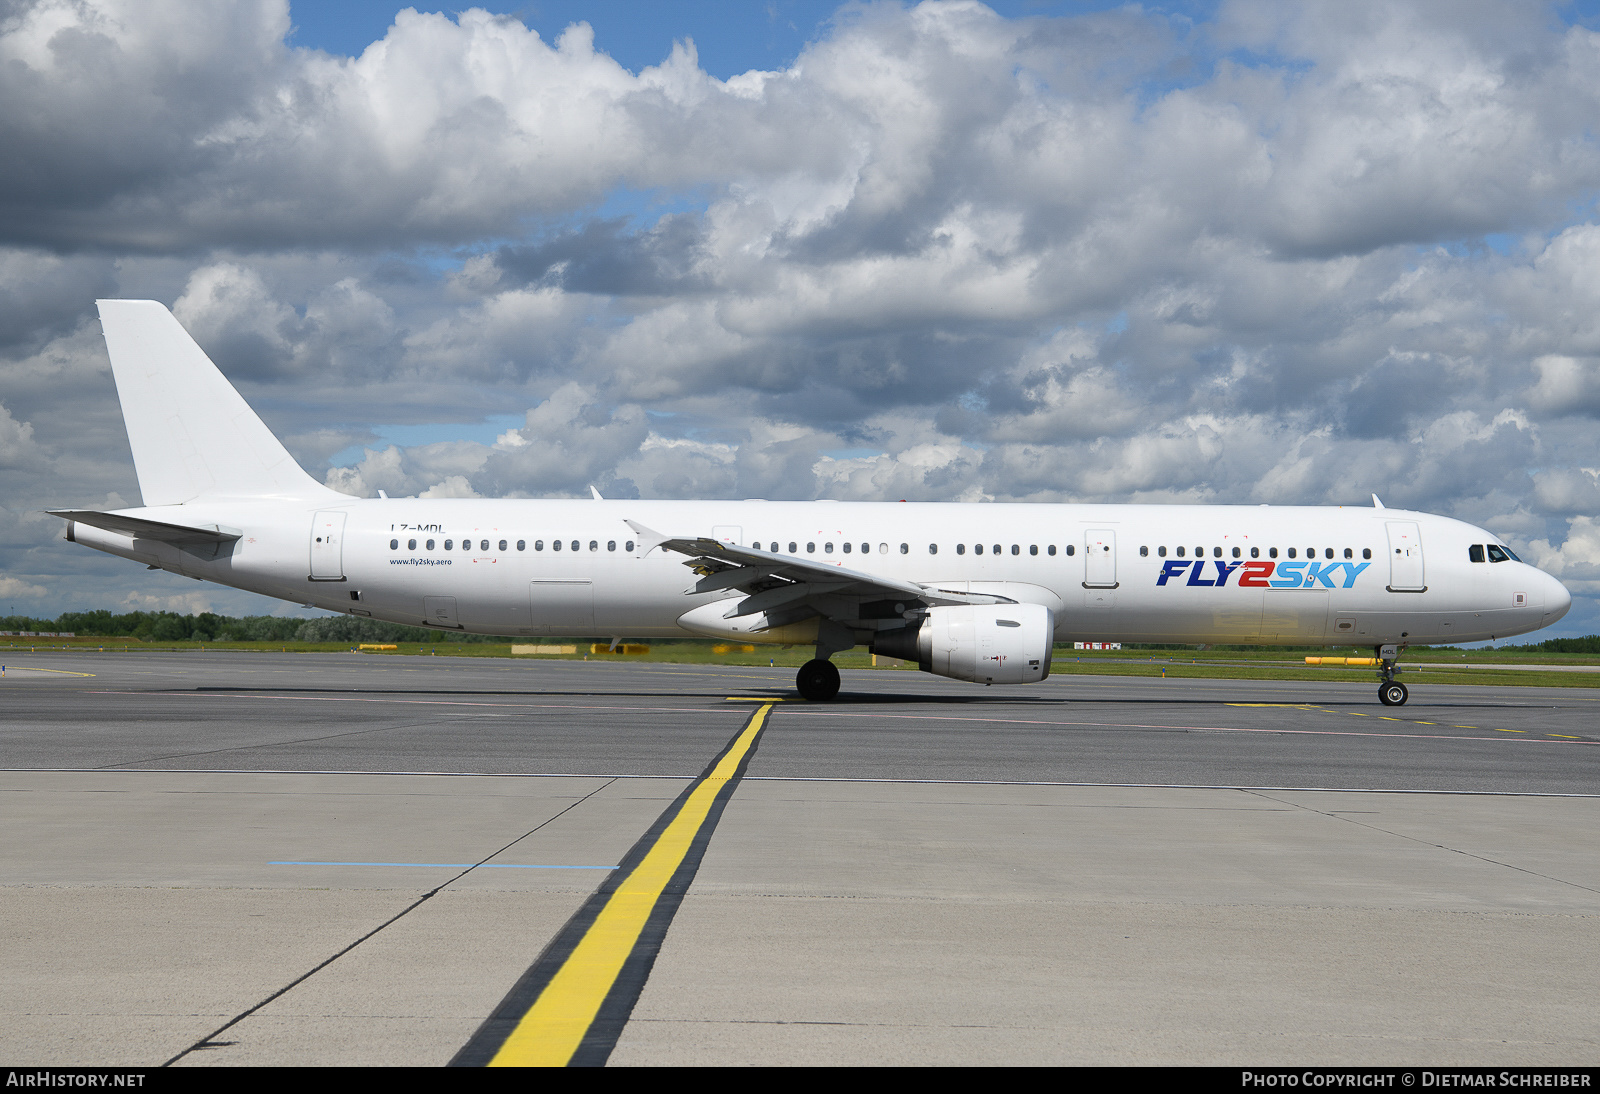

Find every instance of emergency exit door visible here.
[1083,529,1118,588]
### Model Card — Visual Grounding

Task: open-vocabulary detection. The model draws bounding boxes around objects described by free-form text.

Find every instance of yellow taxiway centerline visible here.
[488,702,775,1067]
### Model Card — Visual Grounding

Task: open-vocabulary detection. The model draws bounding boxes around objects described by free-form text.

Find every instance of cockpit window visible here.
[1486,544,1511,563]
[1469,544,1485,563]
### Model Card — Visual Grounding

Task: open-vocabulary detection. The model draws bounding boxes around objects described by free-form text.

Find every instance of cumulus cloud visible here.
[0,403,38,467]
[3,0,1600,633]
[0,576,49,599]
[1523,517,1600,595]
[118,590,218,614]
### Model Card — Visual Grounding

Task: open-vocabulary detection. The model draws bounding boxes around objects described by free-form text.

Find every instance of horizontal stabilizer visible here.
[48,509,242,546]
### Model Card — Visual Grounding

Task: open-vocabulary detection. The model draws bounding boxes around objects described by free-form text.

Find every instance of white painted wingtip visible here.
[590,485,604,501]
[1372,494,1385,509]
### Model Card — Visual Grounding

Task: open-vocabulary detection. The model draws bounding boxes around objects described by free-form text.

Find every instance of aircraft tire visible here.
[1379,681,1409,706]
[796,659,840,701]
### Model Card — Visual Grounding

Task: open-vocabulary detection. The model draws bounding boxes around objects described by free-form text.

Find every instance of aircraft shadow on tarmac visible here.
[181,685,1552,710]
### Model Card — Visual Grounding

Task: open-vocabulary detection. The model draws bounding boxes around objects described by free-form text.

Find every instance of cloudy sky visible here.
[5,0,1600,636]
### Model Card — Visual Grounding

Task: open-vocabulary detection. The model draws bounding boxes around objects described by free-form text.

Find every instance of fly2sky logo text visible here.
[1156,560,1372,589]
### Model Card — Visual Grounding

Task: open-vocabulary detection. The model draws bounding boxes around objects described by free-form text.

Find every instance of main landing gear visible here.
[1376,643,1408,706]
[796,659,840,702]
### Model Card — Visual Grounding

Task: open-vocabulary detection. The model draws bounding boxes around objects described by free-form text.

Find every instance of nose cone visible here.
[1542,570,1572,626]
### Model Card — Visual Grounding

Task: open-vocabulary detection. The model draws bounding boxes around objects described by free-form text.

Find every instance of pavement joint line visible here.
[88,689,751,716]
[159,775,620,1067]
[775,707,1596,745]
[269,861,617,869]
[0,667,95,676]
[92,719,466,770]
[1245,788,1600,898]
[452,702,777,1069]
[3,768,1598,797]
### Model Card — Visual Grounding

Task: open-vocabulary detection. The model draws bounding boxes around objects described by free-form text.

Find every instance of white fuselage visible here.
[67,497,1572,648]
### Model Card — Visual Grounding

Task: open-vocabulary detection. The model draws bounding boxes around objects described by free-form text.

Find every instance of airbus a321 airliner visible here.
[51,301,1571,705]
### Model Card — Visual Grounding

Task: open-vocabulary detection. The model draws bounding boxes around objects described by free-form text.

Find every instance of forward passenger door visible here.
[1386,522,1426,592]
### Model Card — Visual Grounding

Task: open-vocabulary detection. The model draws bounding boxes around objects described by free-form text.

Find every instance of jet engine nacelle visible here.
[872,603,1053,684]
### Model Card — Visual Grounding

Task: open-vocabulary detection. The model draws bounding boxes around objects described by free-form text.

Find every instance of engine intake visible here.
[871,603,1053,684]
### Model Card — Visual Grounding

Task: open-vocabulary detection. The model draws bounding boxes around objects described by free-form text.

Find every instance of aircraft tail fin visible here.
[96,300,340,506]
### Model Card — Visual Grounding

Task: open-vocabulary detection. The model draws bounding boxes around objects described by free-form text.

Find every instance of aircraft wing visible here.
[626,520,1014,630]
[47,509,242,546]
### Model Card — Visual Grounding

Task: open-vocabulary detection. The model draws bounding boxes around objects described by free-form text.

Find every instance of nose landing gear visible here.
[1376,643,1408,706]
[1379,680,1409,706]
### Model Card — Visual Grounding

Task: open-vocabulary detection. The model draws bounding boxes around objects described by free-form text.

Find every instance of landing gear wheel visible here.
[1379,681,1409,707]
[796,659,840,701]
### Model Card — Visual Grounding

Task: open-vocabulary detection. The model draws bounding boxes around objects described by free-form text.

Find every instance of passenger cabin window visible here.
[957,544,966,555]
[444,539,454,550]
[1250,547,1259,558]
[1287,548,1296,559]
[553,540,562,551]
[825,542,834,553]
[929,543,938,554]
[517,540,525,551]
[1065,544,1075,555]
[842,542,851,553]
[1344,548,1352,559]
[1030,544,1038,556]
[1048,545,1057,556]
[607,540,616,551]
[390,539,398,550]
[1140,546,1148,557]
[407,538,417,550]
[1269,548,1278,558]
[1362,548,1371,559]
[789,541,798,553]
[1232,547,1241,558]
[900,543,909,554]
[1176,546,1185,557]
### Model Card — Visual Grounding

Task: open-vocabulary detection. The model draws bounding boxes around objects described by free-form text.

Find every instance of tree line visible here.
[0,611,498,644]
